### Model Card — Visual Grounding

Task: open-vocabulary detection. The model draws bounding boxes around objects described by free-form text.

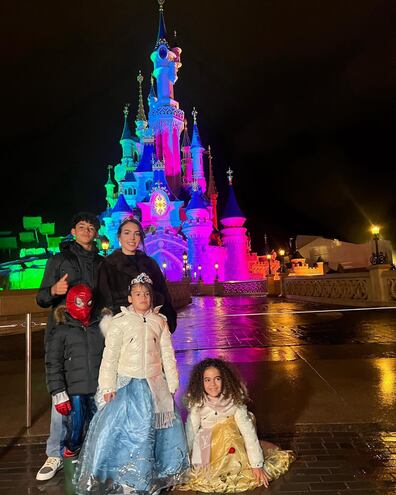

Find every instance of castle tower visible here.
[149,0,184,196]
[190,107,206,193]
[111,193,134,224]
[148,74,157,110]
[135,142,155,200]
[182,182,214,283]
[105,165,116,209]
[206,145,218,230]
[115,104,137,183]
[220,168,250,280]
[121,170,138,208]
[181,119,193,185]
[135,71,148,141]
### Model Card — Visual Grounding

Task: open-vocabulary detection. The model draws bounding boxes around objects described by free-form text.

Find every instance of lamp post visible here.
[214,262,219,282]
[370,225,386,265]
[266,253,272,275]
[162,261,167,280]
[198,264,202,281]
[182,251,188,278]
[278,249,285,272]
[101,237,110,257]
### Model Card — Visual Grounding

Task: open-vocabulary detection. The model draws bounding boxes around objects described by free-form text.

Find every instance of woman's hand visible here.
[251,467,269,488]
[103,391,116,403]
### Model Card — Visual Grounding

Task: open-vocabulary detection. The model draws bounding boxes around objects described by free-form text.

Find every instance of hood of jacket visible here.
[54,305,112,326]
[60,240,100,260]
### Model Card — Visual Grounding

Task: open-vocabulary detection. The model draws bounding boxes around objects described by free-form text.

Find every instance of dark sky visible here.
[1,0,396,253]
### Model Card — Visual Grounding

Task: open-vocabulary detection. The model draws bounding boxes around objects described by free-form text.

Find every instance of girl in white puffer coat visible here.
[74,273,189,495]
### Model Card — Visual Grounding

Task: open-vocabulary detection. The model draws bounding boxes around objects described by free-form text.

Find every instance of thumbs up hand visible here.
[51,273,69,296]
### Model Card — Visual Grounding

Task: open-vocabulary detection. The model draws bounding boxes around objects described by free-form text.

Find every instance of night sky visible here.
[1,0,395,253]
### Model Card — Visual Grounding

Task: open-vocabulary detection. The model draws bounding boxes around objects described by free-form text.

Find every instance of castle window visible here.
[146,180,153,191]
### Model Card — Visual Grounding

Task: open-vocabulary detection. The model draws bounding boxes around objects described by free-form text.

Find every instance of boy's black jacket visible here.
[45,308,105,396]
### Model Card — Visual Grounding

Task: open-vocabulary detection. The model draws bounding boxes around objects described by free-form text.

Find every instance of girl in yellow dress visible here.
[180,358,295,493]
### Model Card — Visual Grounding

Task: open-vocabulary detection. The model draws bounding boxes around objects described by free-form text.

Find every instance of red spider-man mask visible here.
[66,284,93,327]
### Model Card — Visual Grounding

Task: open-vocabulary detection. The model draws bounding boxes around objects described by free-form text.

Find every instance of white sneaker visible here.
[36,456,63,481]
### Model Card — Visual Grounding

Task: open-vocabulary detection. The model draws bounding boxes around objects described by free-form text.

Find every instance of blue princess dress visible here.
[74,377,189,494]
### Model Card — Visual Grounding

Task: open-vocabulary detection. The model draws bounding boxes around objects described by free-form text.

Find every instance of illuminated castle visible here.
[100,0,250,282]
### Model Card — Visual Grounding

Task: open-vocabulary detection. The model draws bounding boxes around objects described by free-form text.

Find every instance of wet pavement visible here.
[0,296,395,493]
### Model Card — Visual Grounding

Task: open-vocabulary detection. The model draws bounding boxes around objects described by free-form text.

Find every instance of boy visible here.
[36,212,103,481]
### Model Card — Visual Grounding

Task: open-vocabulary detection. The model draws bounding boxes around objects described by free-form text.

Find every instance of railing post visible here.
[25,312,32,429]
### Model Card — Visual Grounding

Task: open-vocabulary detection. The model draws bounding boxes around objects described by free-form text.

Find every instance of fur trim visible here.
[100,307,113,318]
[99,313,113,338]
[54,305,67,324]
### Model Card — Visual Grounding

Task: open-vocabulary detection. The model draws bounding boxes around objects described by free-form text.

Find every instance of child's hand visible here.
[55,400,72,416]
[251,467,269,488]
[104,391,116,403]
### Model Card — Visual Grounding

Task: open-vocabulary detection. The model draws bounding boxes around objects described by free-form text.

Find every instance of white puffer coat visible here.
[98,306,179,394]
[186,403,264,468]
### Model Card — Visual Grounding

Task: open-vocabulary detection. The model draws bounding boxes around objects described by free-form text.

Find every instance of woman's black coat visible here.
[96,249,177,333]
[45,312,104,396]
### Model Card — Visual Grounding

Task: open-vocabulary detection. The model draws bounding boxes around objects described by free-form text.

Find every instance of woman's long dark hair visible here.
[184,358,248,408]
[117,217,146,252]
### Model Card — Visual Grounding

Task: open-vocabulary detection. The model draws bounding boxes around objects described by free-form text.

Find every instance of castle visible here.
[100,0,251,283]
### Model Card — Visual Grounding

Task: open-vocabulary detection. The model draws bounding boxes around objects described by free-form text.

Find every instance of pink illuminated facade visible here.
[100,1,252,283]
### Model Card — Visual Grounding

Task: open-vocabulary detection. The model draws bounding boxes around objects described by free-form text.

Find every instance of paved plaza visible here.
[0,296,395,494]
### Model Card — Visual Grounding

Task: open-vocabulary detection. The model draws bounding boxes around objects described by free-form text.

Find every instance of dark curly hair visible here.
[185,358,248,408]
[70,211,100,232]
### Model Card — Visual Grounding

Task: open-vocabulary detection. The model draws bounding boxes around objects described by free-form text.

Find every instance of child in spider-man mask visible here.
[45,284,106,461]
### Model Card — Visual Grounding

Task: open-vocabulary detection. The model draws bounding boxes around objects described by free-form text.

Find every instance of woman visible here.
[96,217,177,332]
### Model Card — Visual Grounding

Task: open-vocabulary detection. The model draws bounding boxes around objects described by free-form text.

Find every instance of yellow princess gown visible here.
[180,416,295,493]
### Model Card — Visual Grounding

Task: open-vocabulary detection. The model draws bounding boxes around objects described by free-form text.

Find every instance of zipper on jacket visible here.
[142,314,147,374]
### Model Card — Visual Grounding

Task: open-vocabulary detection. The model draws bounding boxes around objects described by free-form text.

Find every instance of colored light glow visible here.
[371,225,380,236]
[154,193,168,215]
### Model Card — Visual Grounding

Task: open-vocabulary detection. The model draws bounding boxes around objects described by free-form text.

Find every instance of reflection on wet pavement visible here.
[0,296,395,493]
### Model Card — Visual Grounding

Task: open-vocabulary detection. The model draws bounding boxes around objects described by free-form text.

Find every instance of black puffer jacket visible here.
[36,241,103,309]
[96,249,177,333]
[45,308,105,396]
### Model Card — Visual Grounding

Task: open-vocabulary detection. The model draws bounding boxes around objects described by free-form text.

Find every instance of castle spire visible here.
[181,119,191,149]
[136,71,147,122]
[222,169,244,219]
[155,0,169,49]
[206,146,217,196]
[206,145,219,230]
[191,107,202,148]
[121,104,132,140]
[106,164,114,185]
[190,107,206,192]
[226,166,233,185]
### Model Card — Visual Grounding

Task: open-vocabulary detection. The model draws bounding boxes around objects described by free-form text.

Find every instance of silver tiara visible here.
[130,272,153,286]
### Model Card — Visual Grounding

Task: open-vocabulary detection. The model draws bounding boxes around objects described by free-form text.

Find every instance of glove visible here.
[55,400,72,416]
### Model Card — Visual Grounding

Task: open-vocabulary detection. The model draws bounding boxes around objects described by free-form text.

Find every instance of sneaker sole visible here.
[36,464,63,481]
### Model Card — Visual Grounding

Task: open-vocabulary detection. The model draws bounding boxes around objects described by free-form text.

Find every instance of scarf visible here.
[192,395,234,466]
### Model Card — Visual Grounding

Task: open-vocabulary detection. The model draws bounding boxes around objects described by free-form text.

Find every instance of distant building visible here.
[99,1,251,283]
[296,235,393,272]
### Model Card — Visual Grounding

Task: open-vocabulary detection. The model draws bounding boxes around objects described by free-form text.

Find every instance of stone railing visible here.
[191,279,267,296]
[282,265,395,306]
[167,281,192,308]
[284,273,369,304]
[383,271,396,302]
[0,282,192,320]
[223,279,267,295]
